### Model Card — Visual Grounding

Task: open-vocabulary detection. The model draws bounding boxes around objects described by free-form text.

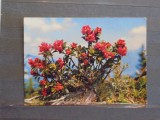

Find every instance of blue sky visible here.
[24,17,146,81]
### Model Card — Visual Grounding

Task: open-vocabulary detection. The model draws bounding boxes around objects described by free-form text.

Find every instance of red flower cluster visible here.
[57,58,65,68]
[117,39,126,47]
[117,47,127,56]
[40,79,47,86]
[28,59,35,67]
[53,40,64,52]
[81,25,91,35]
[94,42,115,59]
[116,39,127,56]
[103,51,115,59]
[30,70,38,76]
[41,88,48,96]
[39,42,51,53]
[81,25,102,42]
[83,59,89,65]
[81,52,87,58]
[71,42,77,49]
[94,27,102,34]
[28,58,45,69]
[85,32,96,42]
[65,49,72,55]
[54,82,64,91]
[94,42,111,51]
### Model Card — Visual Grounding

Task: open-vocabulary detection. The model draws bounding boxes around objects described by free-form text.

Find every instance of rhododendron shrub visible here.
[28,25,127,101]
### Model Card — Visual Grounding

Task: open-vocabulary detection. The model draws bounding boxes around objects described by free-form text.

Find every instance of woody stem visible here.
[69,58,78,69]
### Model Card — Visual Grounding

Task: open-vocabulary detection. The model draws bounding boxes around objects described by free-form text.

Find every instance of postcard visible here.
[24,18,147,105]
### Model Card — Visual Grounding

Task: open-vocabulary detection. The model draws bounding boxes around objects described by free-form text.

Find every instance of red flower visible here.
[103,51,115,59]
[117,46,127,56]
[94,27,102,34]
[83,59,89,65]
[35,60,45,69]
[41,88,48,96]
[39,42,51,53]
[57,58,65,68]
[85,33,96,42]
[71,42,77,49]
[28,59,35,67]
[94,42,112,51]
[37,63,45,69]
[30,70,38,76]
[102,51,108,58]
[28,58,45,69]
[34,58,41,63]
[40,79,47,86]
[81,25,91,35]
[117,39,126,47]
[54,82,64,91]
[109,52,115,58]
[65,49,72,55]
[94,42,103,51]
[53,40,64,52]
[94,42,104,51]
[81,53,87,58]
[102,41,111,48]
[34,58,45,68]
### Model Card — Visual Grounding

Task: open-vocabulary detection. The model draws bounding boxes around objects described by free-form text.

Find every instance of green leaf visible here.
[71,53,76,56]
[63,42,67,48]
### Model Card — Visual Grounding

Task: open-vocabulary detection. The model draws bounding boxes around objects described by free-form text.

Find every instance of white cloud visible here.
[24,37,52,55]
[24,18,79,56]
[123,26,146,51]
[30,37,46,47]
[130,26,146,35]
[24,34,32,43]
[24,18,78,56]
[24,18,76,32]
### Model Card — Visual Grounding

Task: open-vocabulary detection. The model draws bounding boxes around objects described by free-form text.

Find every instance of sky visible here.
[24,17,146,81]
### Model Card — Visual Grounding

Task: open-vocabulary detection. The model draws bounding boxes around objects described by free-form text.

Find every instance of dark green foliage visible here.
[137,45,146,70]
